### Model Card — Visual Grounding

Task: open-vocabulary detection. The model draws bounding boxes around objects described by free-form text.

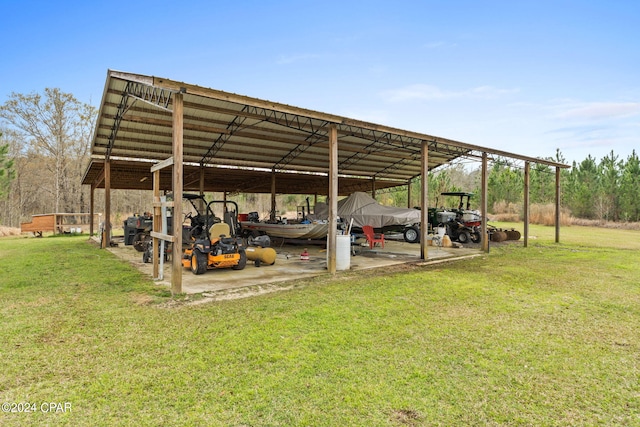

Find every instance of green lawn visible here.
[0,227,638,426]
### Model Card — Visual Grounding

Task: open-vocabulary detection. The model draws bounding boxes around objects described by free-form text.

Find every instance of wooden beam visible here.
[407,179,412,208]
[171,92,184,294]
[151,201,174,208]
[199,166,205,195]
[152,169,161,279]
[90,184,95,236]
[420,142,429,260]
[524,162,530,248]
[198,166,205,212]
[102,159,111,249]
[150,156,174,172]
[327,125,338,274]
[270,171,276,221]
[92,165,105,188]
[481,153,489,252]
[150,231,176,242]
[555,166,561,243]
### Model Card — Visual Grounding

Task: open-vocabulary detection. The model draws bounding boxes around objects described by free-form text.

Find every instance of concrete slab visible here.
[102,236,482,297]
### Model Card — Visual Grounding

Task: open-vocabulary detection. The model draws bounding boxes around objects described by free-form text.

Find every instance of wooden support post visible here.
[153,169,161,279]
[102,159,111,249]
[420,142,429,260]
[171,92,184,294]
[90,185,95,236]
[371,177,376,199]
[407,179,412,208]
[198,166,205,212]
[270,171,276,221]
[481,153,489,252]
[327,125,338,274]
[555,166,561,243]
[523,162,530,248]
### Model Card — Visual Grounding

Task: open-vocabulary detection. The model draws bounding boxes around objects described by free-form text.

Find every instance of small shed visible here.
[20,213,101,236]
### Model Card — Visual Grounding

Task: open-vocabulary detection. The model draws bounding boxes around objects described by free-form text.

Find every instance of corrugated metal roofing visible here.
[83,70,568,195]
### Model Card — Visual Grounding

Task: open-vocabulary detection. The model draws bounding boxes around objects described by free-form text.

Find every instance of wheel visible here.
[190,250,207,275]
[457,231,471,244]
[403,226,420,243]
[247,230,262,246]
[470,231,482,243]
[132,232,149,252]
[232,249,247,270]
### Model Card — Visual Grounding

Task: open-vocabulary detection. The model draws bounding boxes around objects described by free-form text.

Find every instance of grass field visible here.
[1,225,639,426]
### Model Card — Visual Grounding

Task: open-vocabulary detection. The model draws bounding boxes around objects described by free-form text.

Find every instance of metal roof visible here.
[83,70,568,195]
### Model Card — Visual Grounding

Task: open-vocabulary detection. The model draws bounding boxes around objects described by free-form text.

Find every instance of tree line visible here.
[1,88,639,228]
[389,149,640,223]
[480,149,640,222]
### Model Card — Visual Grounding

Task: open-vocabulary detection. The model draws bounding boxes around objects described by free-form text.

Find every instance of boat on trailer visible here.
[240,220,329,240]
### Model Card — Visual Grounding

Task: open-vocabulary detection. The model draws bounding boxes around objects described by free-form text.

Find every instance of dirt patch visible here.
[390,408,422,426]
[131,293,155,305]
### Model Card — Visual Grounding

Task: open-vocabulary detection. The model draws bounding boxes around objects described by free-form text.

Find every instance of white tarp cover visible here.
[312,192,421,228]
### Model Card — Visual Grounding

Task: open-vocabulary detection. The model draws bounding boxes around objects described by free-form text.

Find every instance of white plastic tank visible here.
[327,234,351,270]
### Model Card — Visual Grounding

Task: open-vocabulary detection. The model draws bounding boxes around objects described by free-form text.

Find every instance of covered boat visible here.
[312,192,421,229]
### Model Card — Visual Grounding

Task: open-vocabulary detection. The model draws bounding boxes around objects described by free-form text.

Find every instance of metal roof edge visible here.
[96,70,571,170]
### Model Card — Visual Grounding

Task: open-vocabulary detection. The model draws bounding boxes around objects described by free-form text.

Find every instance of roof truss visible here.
[84,70,569,194]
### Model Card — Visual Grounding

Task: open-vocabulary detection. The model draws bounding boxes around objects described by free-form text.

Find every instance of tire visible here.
[190,250,207,275]
[403,226,420,243]
[470,231,482,243]
[457,231,471,244]
[232,249,247,270]
[247,230,262,246]
[132,232,149,252]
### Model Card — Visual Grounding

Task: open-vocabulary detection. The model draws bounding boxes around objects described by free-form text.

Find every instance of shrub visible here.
[0,226,20,237]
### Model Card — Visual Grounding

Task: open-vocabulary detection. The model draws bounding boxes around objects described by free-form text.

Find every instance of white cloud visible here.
[555,102,640,120]
[380,84,519,102]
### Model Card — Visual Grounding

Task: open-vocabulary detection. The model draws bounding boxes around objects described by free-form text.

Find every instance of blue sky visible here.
[1,0,638,166]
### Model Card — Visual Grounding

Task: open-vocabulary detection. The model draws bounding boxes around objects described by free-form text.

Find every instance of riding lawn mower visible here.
[179,194,247,275]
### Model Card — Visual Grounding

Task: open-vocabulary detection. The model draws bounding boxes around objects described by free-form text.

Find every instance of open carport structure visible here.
[83,70,569,294]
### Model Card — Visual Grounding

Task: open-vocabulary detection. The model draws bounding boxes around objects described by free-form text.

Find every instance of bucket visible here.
[327,234,351,271]
[436,226,446,237]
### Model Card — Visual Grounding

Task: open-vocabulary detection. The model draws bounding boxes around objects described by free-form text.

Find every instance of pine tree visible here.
[599,151,622,221]
[620,150,640,221]
[0,133,15,200]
